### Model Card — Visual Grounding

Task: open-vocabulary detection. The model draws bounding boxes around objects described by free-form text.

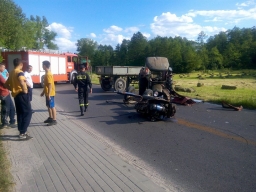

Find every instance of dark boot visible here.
[84,106,87,112]
[80,106,84,116]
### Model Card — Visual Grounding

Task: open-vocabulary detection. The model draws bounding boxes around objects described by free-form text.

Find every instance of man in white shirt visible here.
[24,65,35,113]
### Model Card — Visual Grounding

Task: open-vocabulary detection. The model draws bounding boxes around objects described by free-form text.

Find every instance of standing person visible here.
[40,60,57,126]
[73,64,92,116]
[4,58,32,139]
[0,63,16,128]
[0,64,9,80]
[24,65,35,113]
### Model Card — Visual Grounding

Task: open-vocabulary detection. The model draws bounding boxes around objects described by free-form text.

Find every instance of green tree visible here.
[76,38,97,58]
[197,31,207,47]
[128,32,148,66]
[30,15,58,50]
[0,0,26,49]
[208,47,223,69]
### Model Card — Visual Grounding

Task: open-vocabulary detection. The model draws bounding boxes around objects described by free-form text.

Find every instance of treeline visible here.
[0,0,58,51]
[1,0,256,73]
[78,28,256,73]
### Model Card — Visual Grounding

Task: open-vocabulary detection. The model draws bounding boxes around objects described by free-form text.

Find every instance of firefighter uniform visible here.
[73,65,92,116]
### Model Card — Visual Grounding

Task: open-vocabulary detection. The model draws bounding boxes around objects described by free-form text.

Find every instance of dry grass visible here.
[0,132,13,192]
[173,70,256,109]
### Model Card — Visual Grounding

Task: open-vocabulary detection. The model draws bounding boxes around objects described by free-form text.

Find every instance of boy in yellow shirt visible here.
[40,61,57,126]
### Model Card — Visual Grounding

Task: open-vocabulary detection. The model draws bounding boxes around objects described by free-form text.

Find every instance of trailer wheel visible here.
[101,79,112,91]
[41,75,45,88]
[114,78,126,92]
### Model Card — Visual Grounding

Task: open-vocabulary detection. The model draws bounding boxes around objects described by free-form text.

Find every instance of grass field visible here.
[172,70,256,109]
[0,134,13,192]
[91,69,256,109]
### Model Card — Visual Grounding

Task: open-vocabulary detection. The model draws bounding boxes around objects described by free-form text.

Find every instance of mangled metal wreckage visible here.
[117,57,195,121]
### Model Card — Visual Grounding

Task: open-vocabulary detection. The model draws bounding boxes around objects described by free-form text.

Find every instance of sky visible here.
[13,0,256,53]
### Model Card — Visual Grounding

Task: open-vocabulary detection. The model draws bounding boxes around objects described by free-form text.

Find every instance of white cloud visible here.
[103,25,123,33]
[124,27,140,34]
[150,12,213,39]
[98,25,144,46]
[48,22,72,39]
[236,0,255,8]
[48,22,77,52]
[150,1,256,41]
[90,33,96,38]
[142,32,151,38]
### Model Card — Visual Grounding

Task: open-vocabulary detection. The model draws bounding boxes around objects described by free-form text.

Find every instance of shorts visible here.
[46,96,55,108]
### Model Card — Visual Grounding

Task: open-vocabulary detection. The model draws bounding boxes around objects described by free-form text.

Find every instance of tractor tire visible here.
[114,78,126,92]
[101,80,112,91]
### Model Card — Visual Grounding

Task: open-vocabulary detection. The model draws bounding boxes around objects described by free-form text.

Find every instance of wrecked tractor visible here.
[118,57,177,121]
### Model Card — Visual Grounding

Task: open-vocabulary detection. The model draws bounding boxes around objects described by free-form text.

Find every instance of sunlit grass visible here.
[0,132,13,192]
[173,70,256,109]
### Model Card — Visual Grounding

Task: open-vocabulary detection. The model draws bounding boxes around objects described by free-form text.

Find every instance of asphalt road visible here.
[35,83,256,192]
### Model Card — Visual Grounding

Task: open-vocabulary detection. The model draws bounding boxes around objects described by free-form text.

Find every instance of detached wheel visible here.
[114,78,126,92]
[40,75,45,88]
[123,86,136,104]
[101,79,112,91]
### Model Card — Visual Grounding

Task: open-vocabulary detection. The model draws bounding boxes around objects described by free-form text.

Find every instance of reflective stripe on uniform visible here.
[79,104,85,106]
[85,103,89,106]
[77,75,87,80]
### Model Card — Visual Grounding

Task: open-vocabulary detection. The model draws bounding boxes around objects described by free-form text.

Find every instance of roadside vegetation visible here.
[0,133,13,192]
[92,69,256,110]
[172,69,256,109]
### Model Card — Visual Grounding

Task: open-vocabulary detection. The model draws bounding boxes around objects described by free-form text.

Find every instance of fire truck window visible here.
[67,56,71,62]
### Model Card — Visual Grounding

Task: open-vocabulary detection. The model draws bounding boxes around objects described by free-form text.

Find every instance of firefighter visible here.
[73,64,92,116]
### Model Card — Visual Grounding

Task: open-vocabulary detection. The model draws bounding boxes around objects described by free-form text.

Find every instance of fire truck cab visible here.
[1,49,88,87]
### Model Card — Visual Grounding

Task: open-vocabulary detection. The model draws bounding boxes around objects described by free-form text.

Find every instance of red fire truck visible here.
[1,49,88,87]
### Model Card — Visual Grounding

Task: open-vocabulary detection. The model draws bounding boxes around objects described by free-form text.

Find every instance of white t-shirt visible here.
[24,71,33,88]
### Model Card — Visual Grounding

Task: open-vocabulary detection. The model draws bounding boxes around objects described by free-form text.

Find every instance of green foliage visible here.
[86,27,256,74]
[0,0,58,50]
[76,38,98,59]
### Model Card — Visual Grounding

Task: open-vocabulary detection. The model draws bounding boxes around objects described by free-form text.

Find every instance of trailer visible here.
[95,66,143,92]
[1,49,89,87]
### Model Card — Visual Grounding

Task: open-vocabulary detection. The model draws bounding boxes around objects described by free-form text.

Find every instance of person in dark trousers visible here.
[0,64,16,128]
[24,65,35,113]
[73,64,92,116]
[5,58,32,139]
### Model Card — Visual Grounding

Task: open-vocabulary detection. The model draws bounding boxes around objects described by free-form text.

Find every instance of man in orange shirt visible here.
[40,60,57,126]
[5,58,32,139]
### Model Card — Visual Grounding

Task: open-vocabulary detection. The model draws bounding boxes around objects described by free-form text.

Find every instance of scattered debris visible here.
[222,101,243,111]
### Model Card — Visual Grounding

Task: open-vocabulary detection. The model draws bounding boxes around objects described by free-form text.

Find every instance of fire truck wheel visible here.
[41,75,45,88]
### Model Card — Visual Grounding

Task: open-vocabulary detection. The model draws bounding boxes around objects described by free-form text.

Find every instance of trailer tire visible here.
[101,79,112,91]
[114,78,126,92]
[41,75,45,88]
